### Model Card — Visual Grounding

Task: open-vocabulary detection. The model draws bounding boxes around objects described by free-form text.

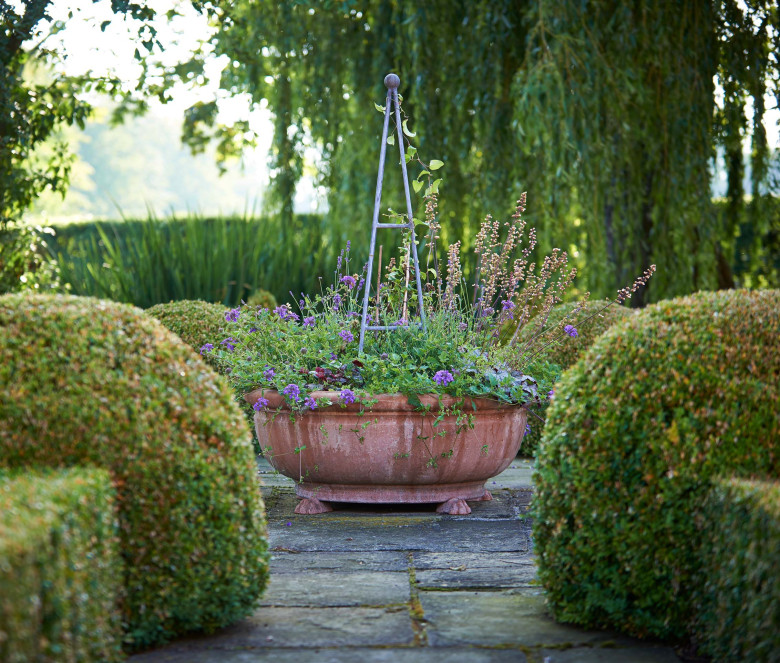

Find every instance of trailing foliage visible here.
[0,294,269,650]
[0,468,122,663]
[534,289,780,639]
[0,223,61,295]
[514,300,633,456]
[47,213,344,308]
[694,477,780,662]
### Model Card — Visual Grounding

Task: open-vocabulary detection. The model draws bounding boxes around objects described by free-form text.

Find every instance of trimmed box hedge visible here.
[145,299,228,369]
[694,478,780,662]
[0,294,270,650]
[534,289,780,639]
[0,468,122,663]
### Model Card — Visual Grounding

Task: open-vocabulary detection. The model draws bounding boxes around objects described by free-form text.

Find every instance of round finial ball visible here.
[384,73,400,89]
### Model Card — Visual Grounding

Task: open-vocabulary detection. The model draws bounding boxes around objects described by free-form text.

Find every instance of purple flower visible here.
[340,389,356,405]
[340,275,357,289]
[282,383,301,402]
[225,308,240,322]
[380,352,389,360]
[329,352,338,361]
[346,240,351,251]
[458,322,468,332]
[338,329,354,343]
[303,396,317,410]
[200,343,214,354]
[358,277,365,290]
[220,337,236,352]
[286,521,292,526]
[548,389,555,399]
[501,300,514,311]
[433,370,454,386]
[263,367,275,381]
[524,424,532,436]
[249,327,258,333]
[252,397,269,411]
[564,324,578,338]
[333,294,342,309]
[303,316,316,327]
[273,304,299,321]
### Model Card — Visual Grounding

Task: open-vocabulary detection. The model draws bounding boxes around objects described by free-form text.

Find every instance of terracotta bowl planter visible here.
[245,389,528,515]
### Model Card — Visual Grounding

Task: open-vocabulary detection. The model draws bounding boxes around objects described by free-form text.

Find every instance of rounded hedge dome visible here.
[534,289,780,639]
[0,294,269,649]
[146,299,228,365]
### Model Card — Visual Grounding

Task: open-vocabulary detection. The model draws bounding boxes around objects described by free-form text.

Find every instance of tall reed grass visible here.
[48,212,362,308]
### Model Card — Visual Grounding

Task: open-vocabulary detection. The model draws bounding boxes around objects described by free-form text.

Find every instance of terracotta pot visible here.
[244,389,528,514]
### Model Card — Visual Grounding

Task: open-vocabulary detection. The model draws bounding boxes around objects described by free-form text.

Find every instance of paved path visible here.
[130,458,683,662]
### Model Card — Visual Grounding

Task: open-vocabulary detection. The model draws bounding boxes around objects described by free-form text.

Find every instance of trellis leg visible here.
[359,73,427,353]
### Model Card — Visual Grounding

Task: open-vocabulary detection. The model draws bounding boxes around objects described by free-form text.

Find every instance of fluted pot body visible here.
[245,389,527,503]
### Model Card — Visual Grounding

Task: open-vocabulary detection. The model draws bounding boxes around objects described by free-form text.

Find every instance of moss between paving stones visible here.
[0,468,122,663]
[516,300,633,456]
[146,299,227,368]
[534,289,780,640]
[0,294,269,650]
[693,477,780,662]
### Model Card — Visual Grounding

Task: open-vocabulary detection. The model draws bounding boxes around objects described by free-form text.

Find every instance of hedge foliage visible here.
[146,299,227,368]
[694,478,780,662]
[534,289,780,639]
[0,294,269,650]
[0,468,122,663]
[246,288,278,311]
[516,300,632,456]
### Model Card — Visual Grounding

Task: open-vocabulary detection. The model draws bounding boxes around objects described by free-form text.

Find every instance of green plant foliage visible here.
[146,299,228,367]
[694,478,780,662]
[533,289,780,639]
[514,301,633,456]
[0,468,122,663]
[0,223,62,295]
[47,213,342,307]
[246,288,278,310]
[0,294,270,650]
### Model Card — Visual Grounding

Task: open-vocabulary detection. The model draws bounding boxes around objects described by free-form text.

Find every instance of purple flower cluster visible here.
[274,305,299,322]
[252,397,269,411]
[332,294,342,310]
[338,329,354,343]
[433,370,454,386]
[225,308,240,323]
[263,367,275,381]
[303,316,316,328]
[303,396,318,410]
[340,275,357,289]
[200,343,214,354]
[340,389,356,404]
[564,324,578,338]
[220,337,236,352]
[282,383,301,402]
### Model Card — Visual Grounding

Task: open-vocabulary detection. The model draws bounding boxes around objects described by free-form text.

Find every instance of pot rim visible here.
[244,388,527,414]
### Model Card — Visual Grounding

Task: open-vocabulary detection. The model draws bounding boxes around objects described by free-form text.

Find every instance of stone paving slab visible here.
[421,589,637,649]
[413,551,537,570]
[415,565,537,590]
[130,646,530,662]
[130,606,414,657]
[260,570,410,607]
[538,647,683,663]
[269,550,410,573]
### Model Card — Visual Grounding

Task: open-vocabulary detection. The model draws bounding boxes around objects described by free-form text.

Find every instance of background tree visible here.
[0,0,157,292]
[174,0,778,303]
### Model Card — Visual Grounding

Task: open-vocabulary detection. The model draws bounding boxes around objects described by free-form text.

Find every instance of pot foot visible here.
[477,490,493,501]
[294,497,333,515]
[436,497,472,515]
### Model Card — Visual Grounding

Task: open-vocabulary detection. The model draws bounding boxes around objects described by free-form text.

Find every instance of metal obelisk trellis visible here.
[358,73,427,353]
